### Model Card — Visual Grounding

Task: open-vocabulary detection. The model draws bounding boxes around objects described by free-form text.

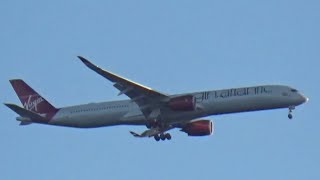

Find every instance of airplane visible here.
[4,56,308,141]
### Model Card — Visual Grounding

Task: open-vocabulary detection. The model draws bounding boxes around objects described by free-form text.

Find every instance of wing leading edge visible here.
[78,56,169,118]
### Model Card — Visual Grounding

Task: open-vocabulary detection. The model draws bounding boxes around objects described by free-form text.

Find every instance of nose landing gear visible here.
[288,106,295,119]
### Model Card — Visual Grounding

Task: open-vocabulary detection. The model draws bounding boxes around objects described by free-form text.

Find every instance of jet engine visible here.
[168,95,195,111]
[181,120,213,136]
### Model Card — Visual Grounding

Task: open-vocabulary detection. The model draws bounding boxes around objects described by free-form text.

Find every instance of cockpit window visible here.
[291,89,298,93]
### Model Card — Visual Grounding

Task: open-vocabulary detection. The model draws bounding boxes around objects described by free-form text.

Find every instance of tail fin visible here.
[9,79,58,114]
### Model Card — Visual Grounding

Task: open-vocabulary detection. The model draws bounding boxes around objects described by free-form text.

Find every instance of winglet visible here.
[77,56,87,62]
[78,56,94,68]
[77,56,163,92]
[77,56,118,83]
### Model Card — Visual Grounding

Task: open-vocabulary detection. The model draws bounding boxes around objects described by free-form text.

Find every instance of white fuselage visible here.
[49,85,307,128]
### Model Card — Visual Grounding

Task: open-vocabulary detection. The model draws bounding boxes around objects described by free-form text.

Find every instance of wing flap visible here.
[129,126,174,138]
[129,129,162,138]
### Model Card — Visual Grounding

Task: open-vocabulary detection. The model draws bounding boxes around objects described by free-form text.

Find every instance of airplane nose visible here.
[300,94,309,103]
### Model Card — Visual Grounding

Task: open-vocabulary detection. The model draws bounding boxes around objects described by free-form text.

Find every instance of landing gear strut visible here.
[146,118,166,129]
[146,119,158,129]
[288,106,295,119]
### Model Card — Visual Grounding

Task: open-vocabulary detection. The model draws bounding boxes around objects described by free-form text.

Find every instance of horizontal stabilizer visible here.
[4,103,47,122]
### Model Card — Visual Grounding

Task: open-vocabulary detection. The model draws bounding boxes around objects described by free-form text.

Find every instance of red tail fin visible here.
[9,79,58,115]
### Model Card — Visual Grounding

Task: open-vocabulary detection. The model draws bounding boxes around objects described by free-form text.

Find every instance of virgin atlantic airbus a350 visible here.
[5,56,308,141]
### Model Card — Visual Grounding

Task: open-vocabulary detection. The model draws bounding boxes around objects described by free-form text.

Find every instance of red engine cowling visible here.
[168,95,195,111]
[181,120,213,136]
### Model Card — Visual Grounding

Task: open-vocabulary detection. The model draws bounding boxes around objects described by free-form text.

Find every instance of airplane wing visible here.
[130,126,173,138]
[78,56,169,118]
[130,128,162,137]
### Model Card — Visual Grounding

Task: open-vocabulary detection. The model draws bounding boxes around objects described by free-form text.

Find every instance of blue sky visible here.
[1,0,319,179]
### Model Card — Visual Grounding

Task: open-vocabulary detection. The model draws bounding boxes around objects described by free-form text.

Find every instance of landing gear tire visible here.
[288,106,295,119]
[155,133,172,141]
[154,135,160,141]
[160,133,166,141]
[165,133,171,140]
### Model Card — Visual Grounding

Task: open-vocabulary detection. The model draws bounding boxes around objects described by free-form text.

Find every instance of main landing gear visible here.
[288,106,295,119]
[146,118,172,141]
[154,133,171,141]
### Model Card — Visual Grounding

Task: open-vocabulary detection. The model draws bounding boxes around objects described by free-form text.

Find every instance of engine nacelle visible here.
[181,120,213,136]
[168,95,195,111]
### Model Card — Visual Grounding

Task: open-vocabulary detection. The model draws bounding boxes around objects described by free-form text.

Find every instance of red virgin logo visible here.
[23,95,44,112]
